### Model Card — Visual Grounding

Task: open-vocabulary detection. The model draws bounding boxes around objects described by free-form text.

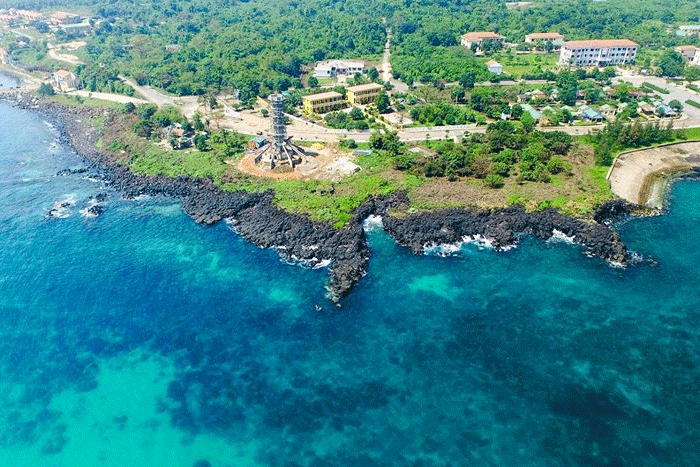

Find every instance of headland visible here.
[1,88,634,301]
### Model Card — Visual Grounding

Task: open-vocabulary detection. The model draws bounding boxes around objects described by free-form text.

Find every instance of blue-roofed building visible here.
[581,108,605,122]
[520,103,543,122]
[247,136,267,150]
[656,104,677,117]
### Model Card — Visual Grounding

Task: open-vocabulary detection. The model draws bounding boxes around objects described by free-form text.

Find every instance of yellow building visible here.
[346,83,384,105]
[302,91,344,114]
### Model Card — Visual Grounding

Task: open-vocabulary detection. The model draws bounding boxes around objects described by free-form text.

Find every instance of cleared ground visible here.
[608,141,700,207]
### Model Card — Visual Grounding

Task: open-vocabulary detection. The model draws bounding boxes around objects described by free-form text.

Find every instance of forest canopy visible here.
[5,0,700,97]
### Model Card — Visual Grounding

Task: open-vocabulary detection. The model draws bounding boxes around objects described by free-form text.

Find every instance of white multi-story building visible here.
[313,60,365,78]
[692,51,700,67]
[559,40,638,67]
[525,32,564,46]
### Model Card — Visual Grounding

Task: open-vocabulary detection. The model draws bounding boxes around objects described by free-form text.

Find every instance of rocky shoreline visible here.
[3,90,635,301]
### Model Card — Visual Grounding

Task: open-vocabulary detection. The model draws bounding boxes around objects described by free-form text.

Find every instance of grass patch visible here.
[682,127,700,139]
[273,174,399,226]
[130,147,228,179]
[49,93,125,110]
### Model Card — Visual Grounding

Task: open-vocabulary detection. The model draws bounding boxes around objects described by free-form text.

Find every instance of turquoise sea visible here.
[2,77,700,466]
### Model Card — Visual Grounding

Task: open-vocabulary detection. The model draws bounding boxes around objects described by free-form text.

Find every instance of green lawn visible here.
[488,52,560,78]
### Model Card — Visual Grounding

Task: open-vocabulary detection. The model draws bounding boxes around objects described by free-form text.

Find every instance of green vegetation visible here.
[324,107,370,130]
[589,120,676,165]
[37,82,54,96]
[394,122,574,183]
[685,99,700,110]
[642,82,670,94]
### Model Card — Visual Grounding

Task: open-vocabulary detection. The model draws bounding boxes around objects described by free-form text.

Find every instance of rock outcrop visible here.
[2,90,633,301]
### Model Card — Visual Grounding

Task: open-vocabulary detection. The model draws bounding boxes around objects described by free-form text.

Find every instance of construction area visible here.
[236,93,361,181]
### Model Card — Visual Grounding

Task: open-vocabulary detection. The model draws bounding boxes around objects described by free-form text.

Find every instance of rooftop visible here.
[54,69,75,79]
[346,83,384,92]
[303,91,343,102]
[461,31,505,41]
[51,11,78,20]
[315,59,365,69]
[675,45,698,51]
[486,60,502,67]
[526,32,563,39]
[562,39,639,49]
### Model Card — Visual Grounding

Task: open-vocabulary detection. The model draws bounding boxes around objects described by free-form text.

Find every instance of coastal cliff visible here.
[3,91,633,301]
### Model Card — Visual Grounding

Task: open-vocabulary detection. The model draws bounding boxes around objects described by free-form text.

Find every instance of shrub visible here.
[484,174,504,188]
[685,99,700,110]
[642,82,670,94]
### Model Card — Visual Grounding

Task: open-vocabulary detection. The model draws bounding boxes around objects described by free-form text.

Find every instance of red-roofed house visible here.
[675,45,698,61]
[53,69,77,92]
[50,11,81,25]
[460,31,505,51]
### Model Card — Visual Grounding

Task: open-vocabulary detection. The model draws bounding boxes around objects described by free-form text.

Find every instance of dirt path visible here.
[48,49,83,65]
[382,27,392,82]
[67,90,148,105]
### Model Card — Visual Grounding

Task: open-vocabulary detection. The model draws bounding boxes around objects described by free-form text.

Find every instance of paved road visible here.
[612,74,700,128]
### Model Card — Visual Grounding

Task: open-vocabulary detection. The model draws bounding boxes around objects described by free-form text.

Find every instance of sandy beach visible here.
[608,141,700,208]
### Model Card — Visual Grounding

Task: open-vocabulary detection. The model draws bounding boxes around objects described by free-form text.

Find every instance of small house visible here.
[581,108,605,122]
[247,136,267,150]
[674,45,698,61]
[520,103,542,122]
[599,104,617,119]
[53,69,76,92]
[656,104,677,117]
[639,102,655,115]
[50,11,81,25]
[528,89,547,102]
[313,60,365,78]
[460,31,506,52]
[486,60,503,75]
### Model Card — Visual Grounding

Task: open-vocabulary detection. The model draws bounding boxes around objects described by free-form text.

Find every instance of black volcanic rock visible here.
[3,90,633,301]
[593,199,637,224]
[383,205,629,265]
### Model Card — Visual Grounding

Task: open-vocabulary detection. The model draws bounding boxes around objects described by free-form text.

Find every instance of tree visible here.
[123,102,136,113]
[307,76,319,88]
[510,104,523,119]
[685,66,700,81]
[38,82,54,96]
[193,112,206,131]
[374,91,390,114]
[659,50,685,77]
[194,134,209,151]
[669,99,683,112]
[459,72,476,90]
[557,70,578,106]
[367,67,379,81]
[520,112,535,133]
[349,107,364,121]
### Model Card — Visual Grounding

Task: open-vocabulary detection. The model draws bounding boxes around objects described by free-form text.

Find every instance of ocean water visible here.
[1,96,700,467]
